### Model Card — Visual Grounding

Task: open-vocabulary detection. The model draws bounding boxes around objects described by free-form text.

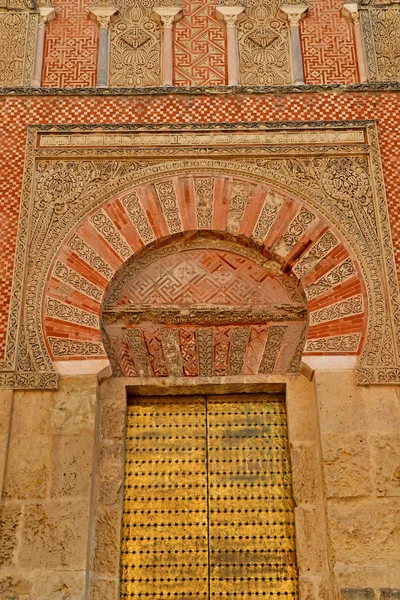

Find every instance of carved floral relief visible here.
[361,2,400,81]
[238,0,291,85]
[0,9,37,86]
[109,0,161,87]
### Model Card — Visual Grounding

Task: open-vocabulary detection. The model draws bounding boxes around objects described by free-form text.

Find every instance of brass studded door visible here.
[121,394,298,599]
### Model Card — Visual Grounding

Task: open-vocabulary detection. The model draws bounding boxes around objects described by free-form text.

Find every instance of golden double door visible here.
[121,394,298,599]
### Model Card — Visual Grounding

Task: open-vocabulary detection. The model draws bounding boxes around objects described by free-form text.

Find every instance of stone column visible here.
[216,6,245,86]
[343,2,368,83]
[89,5,118,88]
[152,7,182,86]
[281,3,308,85]
[31,6,55,88]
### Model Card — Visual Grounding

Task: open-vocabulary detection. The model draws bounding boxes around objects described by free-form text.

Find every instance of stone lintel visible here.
[102,304,308,326]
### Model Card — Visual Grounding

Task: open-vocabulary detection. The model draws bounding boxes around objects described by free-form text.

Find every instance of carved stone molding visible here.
[2,81,400,95]
[0,121,399,388]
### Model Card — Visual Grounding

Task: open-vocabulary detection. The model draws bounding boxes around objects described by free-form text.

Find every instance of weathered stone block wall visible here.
[88,377,126,600]
[1,372,400,599]
[315,371,400,599]
[0,375,97,599]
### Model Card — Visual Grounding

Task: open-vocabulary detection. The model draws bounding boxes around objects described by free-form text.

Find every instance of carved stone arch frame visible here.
[87,374,336,600]
[0,120,399,389]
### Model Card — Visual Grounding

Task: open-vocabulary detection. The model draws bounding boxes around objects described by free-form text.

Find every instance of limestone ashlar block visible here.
[286,376,318,442]
[49,376,96,436]
[0,390,12,495]
[12,389,54,435]
[97,440,124,506]
[294,505,329,574]
[388,572,400,588]
[321,433,374,498]
[363,386,400,434]
[18,501,90,569]
[381,591,400,599]
[90,577,119,600]
[31,569,86,598]
[50,435,94,498]
[290,441,320,505]
[0,574,32,597]
[0,504,22,567]
[327,498,400,566]
[0,390,12,435]
[298,574,332,600]
[334,562,387,589]
[340,590,375,600]
[314,371,367,434]
[91,508,121,577]
[370,434,400,497]
[3,435,52,500]
[100,397,126,441]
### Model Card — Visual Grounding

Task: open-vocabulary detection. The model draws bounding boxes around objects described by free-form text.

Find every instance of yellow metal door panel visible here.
[121,396,209,599]
[207,395,298,599]
[121,393,298,599]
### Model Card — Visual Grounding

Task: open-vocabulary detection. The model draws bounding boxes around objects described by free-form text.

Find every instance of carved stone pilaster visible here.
[216,5,245,85]
[88,3,118,87]
[280,2,308,85]
[343,2,368,83]
[152,6,182,86]
[32,6,55,88]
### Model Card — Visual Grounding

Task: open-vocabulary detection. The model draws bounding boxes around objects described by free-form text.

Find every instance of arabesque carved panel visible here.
[361,4,400,81]
[109,0,161,87]
[238,0,291,85]
[0,11,37,86]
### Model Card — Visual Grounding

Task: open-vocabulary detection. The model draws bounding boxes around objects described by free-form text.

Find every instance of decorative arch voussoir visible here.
[42,173,368,378]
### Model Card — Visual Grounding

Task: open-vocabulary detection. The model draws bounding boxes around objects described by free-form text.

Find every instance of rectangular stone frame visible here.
[0,120,399,389]
[88,374,335,600]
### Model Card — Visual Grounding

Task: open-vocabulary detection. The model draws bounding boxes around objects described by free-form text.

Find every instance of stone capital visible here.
[38,5,55,24]
[280,2,308,24]
[343,2,360,22]
[88,4,118,26]
[216,5,246,27]
[152,6,182,26]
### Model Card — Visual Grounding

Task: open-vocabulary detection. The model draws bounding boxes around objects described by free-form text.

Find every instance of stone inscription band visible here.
[121,393,297,598]
[38,129,365,148]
